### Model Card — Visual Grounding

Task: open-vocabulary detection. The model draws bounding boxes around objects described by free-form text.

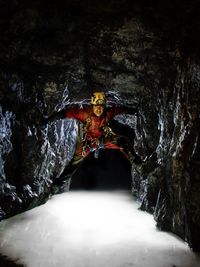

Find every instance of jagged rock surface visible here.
[0,0,200,251]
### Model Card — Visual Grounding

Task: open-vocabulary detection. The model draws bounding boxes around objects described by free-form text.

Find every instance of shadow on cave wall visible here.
[70,150,132,191]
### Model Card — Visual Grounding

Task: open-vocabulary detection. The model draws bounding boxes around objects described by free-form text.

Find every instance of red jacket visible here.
[66,106,124,156]
[66,107,122,140]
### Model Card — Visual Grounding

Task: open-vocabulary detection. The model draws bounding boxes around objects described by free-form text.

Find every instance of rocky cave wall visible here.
[0,0,200,251]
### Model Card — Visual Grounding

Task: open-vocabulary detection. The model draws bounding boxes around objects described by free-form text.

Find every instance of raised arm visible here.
[42,106,89,125]
[66,108,88,122]
[106,105,138,120]
[42,109,66,124]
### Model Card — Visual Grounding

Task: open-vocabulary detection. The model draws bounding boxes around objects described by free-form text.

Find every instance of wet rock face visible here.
[154,63,200,251]
[0,0,200,251]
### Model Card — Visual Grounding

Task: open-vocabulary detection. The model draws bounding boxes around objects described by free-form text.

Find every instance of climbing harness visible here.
[75,109,133,161]
[94,143,105,158]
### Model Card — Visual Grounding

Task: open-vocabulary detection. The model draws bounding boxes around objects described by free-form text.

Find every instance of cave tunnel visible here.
[60,118,136,191]
[1,0,200,265]
[70,149,132,191]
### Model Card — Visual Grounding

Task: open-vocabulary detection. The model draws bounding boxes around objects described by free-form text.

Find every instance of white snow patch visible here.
[0,190,199,267]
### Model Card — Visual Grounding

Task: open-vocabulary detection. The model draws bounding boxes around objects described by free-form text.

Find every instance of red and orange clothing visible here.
[66,106,124,158]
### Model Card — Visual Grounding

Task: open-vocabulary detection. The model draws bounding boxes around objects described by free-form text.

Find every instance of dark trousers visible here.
[51,135,142,194]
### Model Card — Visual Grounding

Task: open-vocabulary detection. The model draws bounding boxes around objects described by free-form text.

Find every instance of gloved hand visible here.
[41,109,66,125]
[124,106,138,115]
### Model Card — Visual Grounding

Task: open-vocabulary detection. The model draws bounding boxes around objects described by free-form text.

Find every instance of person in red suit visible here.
[66,92,132,161]
[52,91,142,193]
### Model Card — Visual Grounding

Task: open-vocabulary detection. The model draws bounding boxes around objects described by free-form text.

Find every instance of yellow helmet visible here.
[91,92,106,105]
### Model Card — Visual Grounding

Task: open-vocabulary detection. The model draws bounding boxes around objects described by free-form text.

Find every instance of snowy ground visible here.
[0,190,199,267]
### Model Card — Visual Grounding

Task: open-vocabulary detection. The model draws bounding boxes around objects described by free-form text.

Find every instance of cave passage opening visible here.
[69,149,132,191]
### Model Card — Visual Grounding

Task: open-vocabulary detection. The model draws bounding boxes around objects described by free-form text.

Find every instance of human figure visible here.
[51,92,142,193]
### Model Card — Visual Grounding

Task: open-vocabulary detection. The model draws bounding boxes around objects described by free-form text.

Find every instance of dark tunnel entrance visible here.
[70,149,132,191]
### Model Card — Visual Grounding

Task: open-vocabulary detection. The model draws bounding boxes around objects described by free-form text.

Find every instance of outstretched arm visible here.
[66,107,88,122]
[107,105,138,120]
[123,105,138,115]
[42,109,67,125]
[42,106,89,125]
